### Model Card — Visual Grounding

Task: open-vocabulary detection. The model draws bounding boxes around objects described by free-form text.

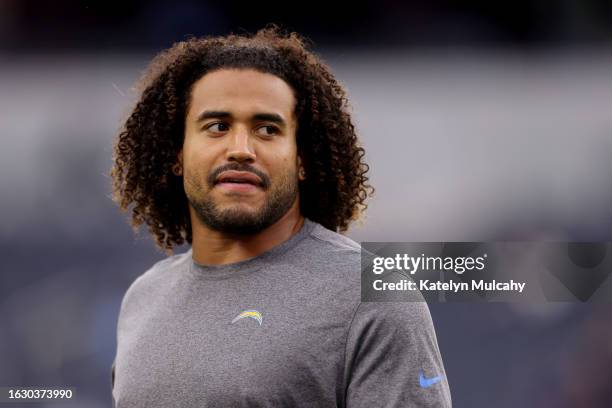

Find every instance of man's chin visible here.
[188,185,297,235]
[196,205,270,235]
[206,215,270,235]
[215,201,262,216]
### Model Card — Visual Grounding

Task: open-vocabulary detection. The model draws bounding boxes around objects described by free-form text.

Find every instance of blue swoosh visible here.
[419,371,442,388]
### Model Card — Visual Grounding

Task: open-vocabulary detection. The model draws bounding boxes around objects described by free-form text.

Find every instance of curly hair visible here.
[111,26,373,251]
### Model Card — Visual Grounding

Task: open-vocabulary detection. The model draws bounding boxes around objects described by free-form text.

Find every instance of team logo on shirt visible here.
[231,310,263,326]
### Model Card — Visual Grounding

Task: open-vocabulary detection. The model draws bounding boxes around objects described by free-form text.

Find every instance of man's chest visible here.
[114,296,350,407]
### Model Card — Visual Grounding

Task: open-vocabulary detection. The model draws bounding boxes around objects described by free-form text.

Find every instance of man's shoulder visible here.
[295,222,363,273]
[291,222,364,289]
[302,222,361,259]
[120,250,190,309]
[137,250,189,283]
[308,223,361,252]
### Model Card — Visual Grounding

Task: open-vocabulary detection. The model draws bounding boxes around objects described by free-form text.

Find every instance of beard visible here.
[184,163,299,235]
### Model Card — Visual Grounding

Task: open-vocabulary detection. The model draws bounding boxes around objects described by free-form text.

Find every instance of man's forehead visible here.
[189,68,296,117]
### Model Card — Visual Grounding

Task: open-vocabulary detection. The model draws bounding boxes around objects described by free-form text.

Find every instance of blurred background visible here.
[1,0,612,406]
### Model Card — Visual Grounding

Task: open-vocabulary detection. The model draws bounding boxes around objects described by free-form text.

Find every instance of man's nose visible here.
[225,126,256,163]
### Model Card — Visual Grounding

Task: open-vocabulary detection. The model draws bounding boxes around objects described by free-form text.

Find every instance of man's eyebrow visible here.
[196,110,231,123]
[252,113,286,126]
[195,110,287,126]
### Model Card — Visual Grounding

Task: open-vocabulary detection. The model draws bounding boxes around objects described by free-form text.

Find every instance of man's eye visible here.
[255,125,279,136]
[205,123,229,132]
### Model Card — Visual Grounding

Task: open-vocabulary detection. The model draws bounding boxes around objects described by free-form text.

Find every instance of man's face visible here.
[181,68,301,235]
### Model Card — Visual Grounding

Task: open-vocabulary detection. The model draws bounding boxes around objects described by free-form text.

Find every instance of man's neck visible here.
[190,203,305,266]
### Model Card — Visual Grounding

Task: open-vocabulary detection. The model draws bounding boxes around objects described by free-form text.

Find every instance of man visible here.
[110,27,451,407]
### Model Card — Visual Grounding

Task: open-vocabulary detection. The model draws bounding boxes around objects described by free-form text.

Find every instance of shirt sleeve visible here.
[343,301,452,407]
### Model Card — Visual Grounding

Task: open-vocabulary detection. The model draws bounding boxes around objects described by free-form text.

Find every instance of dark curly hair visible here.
[111,26,373,251]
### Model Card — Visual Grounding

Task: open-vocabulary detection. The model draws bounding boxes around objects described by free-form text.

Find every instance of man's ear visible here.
[297,155,306,181]
[172,150,183,176]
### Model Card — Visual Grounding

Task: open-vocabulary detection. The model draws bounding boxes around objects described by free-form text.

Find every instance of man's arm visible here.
[343,301,451,407]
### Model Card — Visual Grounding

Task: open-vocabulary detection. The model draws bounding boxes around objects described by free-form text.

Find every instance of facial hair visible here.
[184,163,299,235]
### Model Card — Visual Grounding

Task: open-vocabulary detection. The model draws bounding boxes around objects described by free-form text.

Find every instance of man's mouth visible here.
[215,170,264,192]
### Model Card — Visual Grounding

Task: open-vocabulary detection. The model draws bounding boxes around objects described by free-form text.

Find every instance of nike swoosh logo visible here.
[419,371,443,388]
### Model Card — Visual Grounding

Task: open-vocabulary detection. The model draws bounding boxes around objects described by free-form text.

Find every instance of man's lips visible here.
[215,170,263,187]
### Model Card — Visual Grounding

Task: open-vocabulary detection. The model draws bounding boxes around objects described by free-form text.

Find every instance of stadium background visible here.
[1,1,612,406]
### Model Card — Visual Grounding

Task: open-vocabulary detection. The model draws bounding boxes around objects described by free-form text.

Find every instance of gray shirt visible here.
[112,219,451,407]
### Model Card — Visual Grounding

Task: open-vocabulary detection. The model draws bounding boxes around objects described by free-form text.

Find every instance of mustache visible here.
[207,163,271,189]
